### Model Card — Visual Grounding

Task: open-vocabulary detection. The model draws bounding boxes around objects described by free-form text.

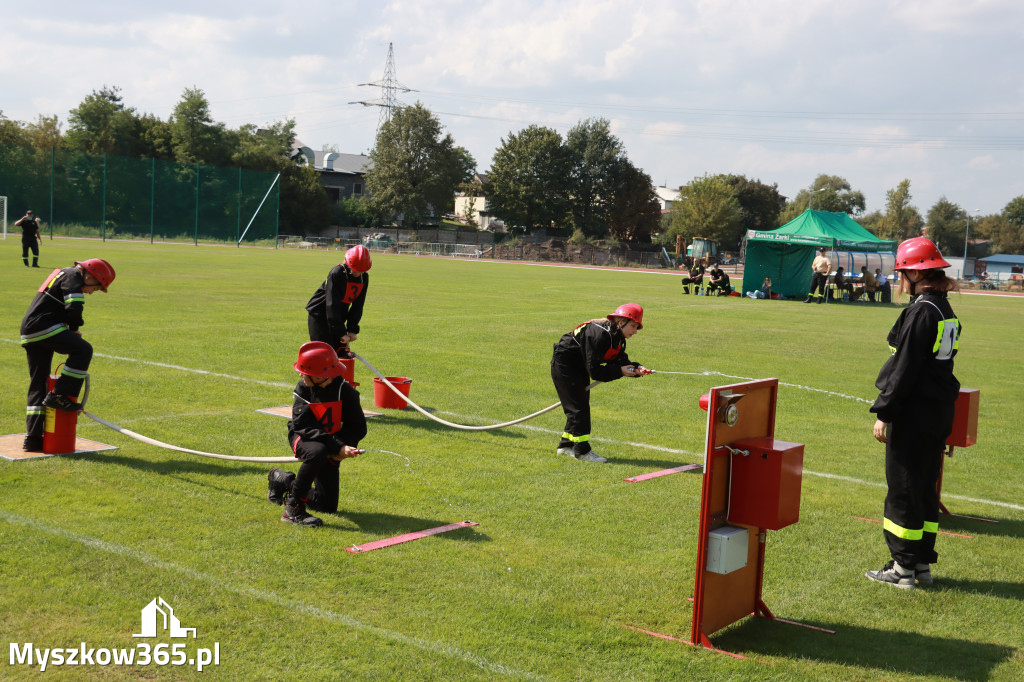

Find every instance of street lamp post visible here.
[809,188,827,211]
[963,208,981,275]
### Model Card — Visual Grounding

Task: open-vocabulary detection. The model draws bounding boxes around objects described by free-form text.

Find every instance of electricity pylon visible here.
[350,43,416,131]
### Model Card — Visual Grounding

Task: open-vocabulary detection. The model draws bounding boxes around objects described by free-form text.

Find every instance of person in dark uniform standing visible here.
[305,244,371,357]
[550,304,651,463]
[19,259,116,452]
[866,237,961,589]
[680,258,705,294]
[267,342,368,527]
[15,210,42,267]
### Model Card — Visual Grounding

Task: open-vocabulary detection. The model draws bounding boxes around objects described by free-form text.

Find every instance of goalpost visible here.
[1,196,7,239]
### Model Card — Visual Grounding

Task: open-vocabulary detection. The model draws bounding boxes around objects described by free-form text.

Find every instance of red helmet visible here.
[608,303,644,329]
[74,259,116,291]
[895,237,950,271]
[345,245,372,273]
[293,342,345,379]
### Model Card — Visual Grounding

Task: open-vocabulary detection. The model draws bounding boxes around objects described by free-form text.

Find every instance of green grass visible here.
[2,238,1023,680]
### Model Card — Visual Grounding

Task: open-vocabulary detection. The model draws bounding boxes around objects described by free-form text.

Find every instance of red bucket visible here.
[372,376,412,409]
[339,357,358,387]
[43,369,79,454]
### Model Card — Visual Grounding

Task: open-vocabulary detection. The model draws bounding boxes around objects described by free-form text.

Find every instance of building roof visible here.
[655,186,681,203]
[291,141,372,174]
[978,253,1024,265]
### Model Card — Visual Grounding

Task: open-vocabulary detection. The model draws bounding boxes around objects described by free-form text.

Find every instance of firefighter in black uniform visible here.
[15,209,42,267]
[866,237,961,589]
[550,304,651,463]
[706,264,731,295]
[19,259,116,452]
[267,342,367,527]
[305,244,371,357]
[680,258,705,294]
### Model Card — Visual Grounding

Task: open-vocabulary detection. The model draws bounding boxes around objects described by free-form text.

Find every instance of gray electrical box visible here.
[706,525,749,574]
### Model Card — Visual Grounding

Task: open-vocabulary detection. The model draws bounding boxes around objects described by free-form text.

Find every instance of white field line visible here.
[0,510,542,681]
[7,343,1019,514]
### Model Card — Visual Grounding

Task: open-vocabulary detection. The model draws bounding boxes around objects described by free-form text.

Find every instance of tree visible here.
[876,179,924,241]
[169,87,229,165]
[664,174,744,250]
[606,160,661,243]
[366,103,475,228]
[1003,195,1024,228]
[24,115,62,149]
[721,175,785,230]
[65,86,143,156]
[565,118,625,238]
[925,197,967,256]
[0,111,29,147]
[779,174,867,223]
[485,125,570,230]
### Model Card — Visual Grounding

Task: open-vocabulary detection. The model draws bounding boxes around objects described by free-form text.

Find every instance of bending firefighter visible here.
[305,244,371,357]
[19,259,116,452]
[268,342,367,527]
[866,237,961,589]
[550,304,651,463]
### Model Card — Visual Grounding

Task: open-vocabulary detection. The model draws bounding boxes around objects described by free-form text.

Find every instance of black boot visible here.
[42,392,82,412]
[23,435,44,452]
[267,467,295,505]
[282,496,323,527]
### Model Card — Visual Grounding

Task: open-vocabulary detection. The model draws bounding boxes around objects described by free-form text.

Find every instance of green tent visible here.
[742,210,897,298]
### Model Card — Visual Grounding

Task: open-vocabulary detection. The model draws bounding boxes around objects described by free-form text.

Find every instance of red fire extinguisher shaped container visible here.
[43,365,79,455]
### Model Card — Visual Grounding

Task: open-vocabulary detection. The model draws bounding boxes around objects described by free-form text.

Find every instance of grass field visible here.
[2,238,1023,680]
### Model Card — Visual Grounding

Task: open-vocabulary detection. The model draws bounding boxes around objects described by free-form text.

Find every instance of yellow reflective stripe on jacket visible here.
[883,517,923,540]
[562,432,590,443]
[933,318,960,358]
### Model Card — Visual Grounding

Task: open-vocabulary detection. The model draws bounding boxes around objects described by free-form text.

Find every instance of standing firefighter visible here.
[550,304,651,463]
[267,342,367,527]
[19,259,116,452]
[305,244,371,357]
[15,209,42,268]
[866,237,961,589]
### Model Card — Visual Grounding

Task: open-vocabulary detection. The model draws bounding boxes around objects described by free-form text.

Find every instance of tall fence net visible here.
[0,143,279,245]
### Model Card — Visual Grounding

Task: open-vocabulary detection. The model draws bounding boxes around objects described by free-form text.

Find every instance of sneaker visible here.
[817,297,825,304]
[803,297,813,303]
[42,392,82,412]
[282,498,323,527]
[267,467,295,505]
[915,564,933,585]
[22,435,44,452]
[865,560,916,589]
[575,450,607,463]
[556,447,575,457]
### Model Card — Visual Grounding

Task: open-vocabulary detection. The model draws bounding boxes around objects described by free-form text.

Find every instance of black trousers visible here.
[882,403,953,567]
[22,237,39,265]
[24,331,93,437]
[290,438,341,513]
[809,272,827,298]
[550,359,592,454]
[680,276,702,293]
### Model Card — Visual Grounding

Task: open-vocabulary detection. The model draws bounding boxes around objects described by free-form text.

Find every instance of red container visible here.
[726,437,804,530]
[43,372,79,455]
[338,358,359,387]
[372,376,412,409]
[946,388,979,448]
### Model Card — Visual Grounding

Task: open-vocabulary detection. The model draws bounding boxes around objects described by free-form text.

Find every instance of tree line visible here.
[0,86,330,231]
[4,88,1023,255]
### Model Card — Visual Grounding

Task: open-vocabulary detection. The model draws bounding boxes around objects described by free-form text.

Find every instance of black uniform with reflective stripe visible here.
[870,290,961,568]
[551,319,634,454]
[20,267,87,341]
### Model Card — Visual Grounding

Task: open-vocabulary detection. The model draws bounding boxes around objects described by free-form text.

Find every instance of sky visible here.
[3,0,1023,217]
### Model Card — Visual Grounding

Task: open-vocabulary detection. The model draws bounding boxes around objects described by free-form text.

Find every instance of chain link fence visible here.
[0,143,279,245]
